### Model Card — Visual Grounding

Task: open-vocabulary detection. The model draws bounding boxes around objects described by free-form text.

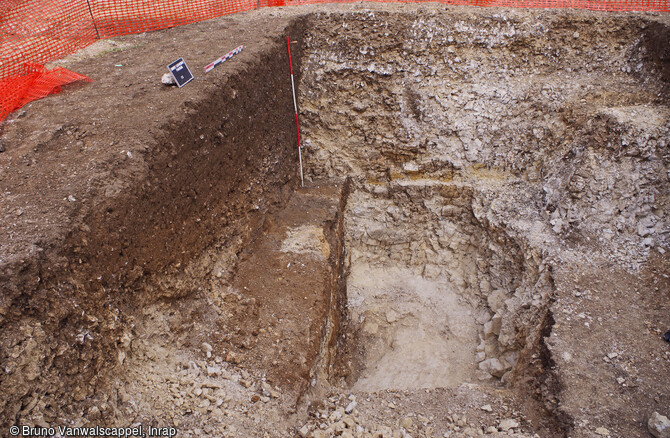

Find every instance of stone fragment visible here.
[483,314,502,339]
[298,424,310,437]
[118,387,130,403]
[462,427,478,436]
[502,351,518,369]
[487,289,507,312]
[403,161,420,173]
[637,216,656,237]
[329,409,343,422]
[201,342,213,358]
[399,417,413,429]
[162,73,176,85]
[595,427,610,436]
[34,416,50,428]
[423,264,442,279]
[649,412,670,438]
[88,406,101,420]
[479,358,505,378]
[386,309,398,323]
[498,418,519,431]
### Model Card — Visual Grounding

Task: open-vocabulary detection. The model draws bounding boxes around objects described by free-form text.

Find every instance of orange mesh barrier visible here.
[0,0,280,121]
[287,0,669,10]
[0,63,89,121]
[0,0,668,122]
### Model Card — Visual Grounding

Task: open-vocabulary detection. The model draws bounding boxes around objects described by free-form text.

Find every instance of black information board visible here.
[168,58,193,88]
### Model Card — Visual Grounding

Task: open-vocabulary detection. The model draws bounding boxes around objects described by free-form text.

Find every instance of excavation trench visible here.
[1,7,669,437]
[336,184,553,391]
[303,180,557,421]
[295,9,669,434]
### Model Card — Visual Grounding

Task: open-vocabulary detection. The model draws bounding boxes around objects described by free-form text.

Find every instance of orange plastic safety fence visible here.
[0,64,89,120]
[0,0,668,122]
[88,0,274,38]
[1,1,99,79]
[287,0,669,11]
[1,0,98,120]
[0,63,89,121]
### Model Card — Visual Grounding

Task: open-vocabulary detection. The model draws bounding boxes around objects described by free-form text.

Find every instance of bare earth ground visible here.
[1,4,669,438]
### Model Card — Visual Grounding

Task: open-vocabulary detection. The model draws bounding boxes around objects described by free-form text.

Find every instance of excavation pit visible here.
[339,185,553,392]
[1,5,669,438]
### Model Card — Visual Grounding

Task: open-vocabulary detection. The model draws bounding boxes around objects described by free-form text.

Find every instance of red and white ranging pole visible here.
[287,36,304,187]
[204,45,244,73]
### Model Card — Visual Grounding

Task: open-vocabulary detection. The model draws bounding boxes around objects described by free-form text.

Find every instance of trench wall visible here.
[298,10,670,263]
[296,10,669,430]
[0,30,303,428]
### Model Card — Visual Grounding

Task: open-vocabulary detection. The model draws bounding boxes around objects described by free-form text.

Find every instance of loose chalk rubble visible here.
[161,72,176,86]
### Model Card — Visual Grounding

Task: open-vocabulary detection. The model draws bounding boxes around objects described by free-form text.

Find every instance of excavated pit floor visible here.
[341,185,547,393]
[1,4,669,438]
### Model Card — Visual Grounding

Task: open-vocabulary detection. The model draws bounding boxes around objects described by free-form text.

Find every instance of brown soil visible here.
[1,4,669,438]
[1,9,307,433]
[225,183,344,398]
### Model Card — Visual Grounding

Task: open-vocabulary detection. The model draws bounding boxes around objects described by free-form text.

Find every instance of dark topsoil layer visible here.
[0,8,308,427]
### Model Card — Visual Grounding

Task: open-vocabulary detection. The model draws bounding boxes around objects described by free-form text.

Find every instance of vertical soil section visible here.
[296,8,669,437]
[222,183,345,402]
[0,22,305,428]
[304,177,352,397]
